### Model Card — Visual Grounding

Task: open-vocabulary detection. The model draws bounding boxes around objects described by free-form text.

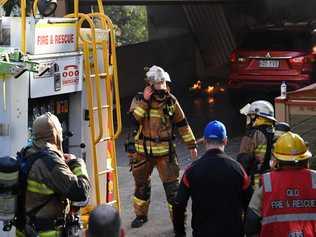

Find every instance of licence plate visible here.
[259,60,279,68]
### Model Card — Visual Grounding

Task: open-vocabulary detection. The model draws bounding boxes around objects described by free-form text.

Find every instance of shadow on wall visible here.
[263,0,316,22]
[225,0,316,47]
[233,0,316,26]
[116,33,198,98]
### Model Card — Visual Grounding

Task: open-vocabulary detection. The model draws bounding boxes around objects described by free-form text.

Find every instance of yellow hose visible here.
[0,0,8,6]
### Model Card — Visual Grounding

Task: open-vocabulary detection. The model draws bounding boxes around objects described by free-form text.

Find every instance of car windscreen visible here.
[240,30,311,51]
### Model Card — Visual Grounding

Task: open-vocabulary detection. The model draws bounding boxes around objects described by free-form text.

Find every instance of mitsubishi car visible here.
[228,24,316,97]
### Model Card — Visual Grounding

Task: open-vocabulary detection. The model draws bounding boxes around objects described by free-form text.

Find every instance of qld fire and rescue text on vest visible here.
[271,189,316,209]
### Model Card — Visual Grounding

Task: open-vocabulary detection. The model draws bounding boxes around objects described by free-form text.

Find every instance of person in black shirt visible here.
[173,120,253,237]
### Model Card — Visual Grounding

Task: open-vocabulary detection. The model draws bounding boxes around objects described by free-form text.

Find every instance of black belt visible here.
[138,134,176,162]
[138,134,173,142]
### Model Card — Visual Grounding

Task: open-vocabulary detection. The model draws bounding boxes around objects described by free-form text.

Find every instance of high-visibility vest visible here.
[261,169,316,237]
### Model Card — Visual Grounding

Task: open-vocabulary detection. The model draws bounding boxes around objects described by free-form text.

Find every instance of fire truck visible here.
[0,0,122,235]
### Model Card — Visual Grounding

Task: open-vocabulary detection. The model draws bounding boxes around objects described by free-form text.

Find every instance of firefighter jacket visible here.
[239,126,272,165]
[246,168,316,237]
[238,123,274,187]
[22,146,90,232]
[131,92,196,157]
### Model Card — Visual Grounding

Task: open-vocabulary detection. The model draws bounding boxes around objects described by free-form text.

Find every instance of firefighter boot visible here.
[131,196,149,228]
[131,215,148,228]
[131,182,151,228]
[163,181,179,221]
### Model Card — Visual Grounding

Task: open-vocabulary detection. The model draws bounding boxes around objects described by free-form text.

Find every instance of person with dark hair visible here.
[87,204,124,237]
[173,120,253,237]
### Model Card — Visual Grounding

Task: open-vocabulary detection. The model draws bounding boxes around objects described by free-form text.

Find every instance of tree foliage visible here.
[3,0,32,16]
[1,3,148,46]
[104,6,148,46]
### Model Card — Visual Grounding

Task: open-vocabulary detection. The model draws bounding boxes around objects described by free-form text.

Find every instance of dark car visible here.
[228,24,316,97]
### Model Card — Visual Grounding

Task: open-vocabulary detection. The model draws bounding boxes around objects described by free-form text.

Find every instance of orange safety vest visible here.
[261,169,316,237]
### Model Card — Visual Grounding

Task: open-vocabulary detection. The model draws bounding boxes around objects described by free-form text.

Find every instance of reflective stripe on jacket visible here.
[24,149,90,222]
[16,228,62,237]
[131,93,196,157]
[239,128,268,163]
[260,169,316,237]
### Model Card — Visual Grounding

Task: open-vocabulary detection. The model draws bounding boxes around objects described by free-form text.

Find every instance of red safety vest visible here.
[260,168,316,237]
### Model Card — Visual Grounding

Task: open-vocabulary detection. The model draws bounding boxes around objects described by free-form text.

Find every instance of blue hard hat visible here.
[203,120,227,141]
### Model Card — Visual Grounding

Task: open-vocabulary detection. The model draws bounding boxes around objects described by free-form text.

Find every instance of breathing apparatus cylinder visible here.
[0,156,19,231]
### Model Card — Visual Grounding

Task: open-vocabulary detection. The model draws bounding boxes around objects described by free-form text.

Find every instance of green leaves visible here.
[104,6,148,46]
[3,0,32,16]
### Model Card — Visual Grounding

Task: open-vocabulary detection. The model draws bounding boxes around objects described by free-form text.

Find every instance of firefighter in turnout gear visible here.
[245,132,316,237]
[129,65,197,228]
[16,113,91,237]
[237,100,276,189]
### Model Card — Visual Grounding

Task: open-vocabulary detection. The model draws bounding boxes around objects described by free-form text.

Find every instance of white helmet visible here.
[240,100,276,121]
[145,65,171,85]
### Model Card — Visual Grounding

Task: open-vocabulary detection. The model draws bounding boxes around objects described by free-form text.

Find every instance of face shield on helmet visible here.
[240,103,253,126]
[240,100,276,127]
[32,112,63,152]
[145,65,171,91]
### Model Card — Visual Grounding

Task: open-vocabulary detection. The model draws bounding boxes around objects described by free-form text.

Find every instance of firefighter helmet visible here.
[273,132,312,162]
[240,100,276,121]
[145,65,171,85]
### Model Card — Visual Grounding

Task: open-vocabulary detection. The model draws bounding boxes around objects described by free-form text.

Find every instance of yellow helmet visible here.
[273,132,312,162]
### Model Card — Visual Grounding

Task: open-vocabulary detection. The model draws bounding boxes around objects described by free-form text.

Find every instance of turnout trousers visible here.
[131,153,180,219]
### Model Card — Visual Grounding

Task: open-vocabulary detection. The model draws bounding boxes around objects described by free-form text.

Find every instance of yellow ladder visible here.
[67,0,122,212]
[19,0,122,223]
